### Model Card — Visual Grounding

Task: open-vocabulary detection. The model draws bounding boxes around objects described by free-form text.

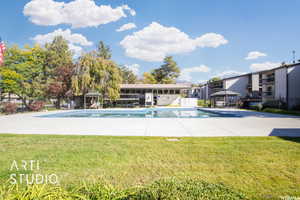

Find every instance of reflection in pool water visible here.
[38,108,238,118]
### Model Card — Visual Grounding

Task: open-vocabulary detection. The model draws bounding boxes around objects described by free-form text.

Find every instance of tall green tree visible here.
[71,52,122,107]
[44,36,72,79]
[1,45,47,108]
[119,66,138,84]
[97,41,111,60]
[152,56,180,83]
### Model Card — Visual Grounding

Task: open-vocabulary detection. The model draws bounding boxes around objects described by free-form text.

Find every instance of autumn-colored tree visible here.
[47,64,74,108]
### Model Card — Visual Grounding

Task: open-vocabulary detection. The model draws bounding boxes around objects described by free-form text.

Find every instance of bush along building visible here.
[197,62,300,110]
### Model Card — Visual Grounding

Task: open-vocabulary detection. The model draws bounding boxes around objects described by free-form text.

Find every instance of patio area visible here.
[0,108,300,137]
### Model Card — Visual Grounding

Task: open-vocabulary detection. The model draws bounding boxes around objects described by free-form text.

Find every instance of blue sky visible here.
[1,0,300,83]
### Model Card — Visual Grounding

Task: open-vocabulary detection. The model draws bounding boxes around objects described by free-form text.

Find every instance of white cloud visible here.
[68,43,83,58]
[23,0,136,28]
[250,62,280,72]
[122,5,136,16]
[32,29,93,46]
[32,29,93,57]
[215,70,246,79]
[120,22,228,62]
[179,65,211,82]
[196,33,229,48]
[116,23,137,32]
[245,51,267,60]
[124,64,140,75]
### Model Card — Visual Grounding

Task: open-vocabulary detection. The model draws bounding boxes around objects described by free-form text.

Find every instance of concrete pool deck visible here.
[0,108,300,137]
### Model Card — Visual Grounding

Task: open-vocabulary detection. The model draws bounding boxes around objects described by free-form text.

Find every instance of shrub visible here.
[0,179,247,200]
[263,100,287,109]
[198,100,210,107]
[249,103,263,111]
[128,179,247,200]
[262,108,300,116]
[28,101,45,111]
[293,104,300,111]
[2,102,18,114]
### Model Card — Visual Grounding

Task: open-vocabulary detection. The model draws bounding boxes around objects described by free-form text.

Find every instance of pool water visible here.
[38,108,238,118]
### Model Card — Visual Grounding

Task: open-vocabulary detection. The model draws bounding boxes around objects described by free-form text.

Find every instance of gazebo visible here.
[210,90,241,108]
[84,92,101,109]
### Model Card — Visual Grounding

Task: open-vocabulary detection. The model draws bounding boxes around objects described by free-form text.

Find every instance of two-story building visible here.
[197,62,300,109]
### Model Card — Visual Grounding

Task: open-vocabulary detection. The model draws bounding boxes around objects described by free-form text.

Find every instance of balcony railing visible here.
[262,78,275,84]
[263,91,273,96]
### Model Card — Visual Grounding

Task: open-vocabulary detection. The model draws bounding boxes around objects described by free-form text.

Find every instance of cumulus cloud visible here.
[23,0,136,28]
[32,29,93,46]
[250,62,280,72]
[116,23,137,32]
[124,64,140,75]
[68,43,83,58]
[32,29,93,57]
[245,51,267,60]
[179,65,211,82]
[120,22,228,62]
[215,70,246,79]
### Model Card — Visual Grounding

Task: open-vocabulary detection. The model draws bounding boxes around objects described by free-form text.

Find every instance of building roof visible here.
[120,84,192,89]
[210,90,241,97]
[199,62,300,87]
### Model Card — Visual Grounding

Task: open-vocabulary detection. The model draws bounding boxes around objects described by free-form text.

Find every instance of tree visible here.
[208,77,221,83]
[44,36,72,79]
[152,56,180,83]
[0,69,24,101]
[71,52,122,107]
[119,66,138,84]
[142,72,157,84]
[44,36,73,108]
[1,45,47,108]
[47,64,74,108]
[97,41,111,60]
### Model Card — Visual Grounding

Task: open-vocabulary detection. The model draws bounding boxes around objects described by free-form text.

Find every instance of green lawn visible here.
[0,134,299,199]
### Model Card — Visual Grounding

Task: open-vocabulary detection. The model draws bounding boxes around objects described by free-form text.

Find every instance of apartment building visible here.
[198,62,300,109]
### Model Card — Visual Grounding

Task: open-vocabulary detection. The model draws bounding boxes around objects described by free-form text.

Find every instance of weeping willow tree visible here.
[71,52,122,107]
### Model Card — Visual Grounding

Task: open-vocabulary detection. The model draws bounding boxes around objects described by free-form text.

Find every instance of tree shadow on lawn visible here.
[269,128,300,143]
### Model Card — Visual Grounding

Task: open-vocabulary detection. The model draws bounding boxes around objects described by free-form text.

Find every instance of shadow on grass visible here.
[269,128,300,137]
[269,128,300,143]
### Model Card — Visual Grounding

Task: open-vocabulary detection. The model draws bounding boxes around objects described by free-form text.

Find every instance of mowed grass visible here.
[0,134,299,199]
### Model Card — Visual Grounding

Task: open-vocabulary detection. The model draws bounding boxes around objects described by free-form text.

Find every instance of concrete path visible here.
[0,108,300,137]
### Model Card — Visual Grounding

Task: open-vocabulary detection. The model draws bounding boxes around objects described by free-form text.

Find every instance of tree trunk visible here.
[20,97,30,111]
[56,97,61,109]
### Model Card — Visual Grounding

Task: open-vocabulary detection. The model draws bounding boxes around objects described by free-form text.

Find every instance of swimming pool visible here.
[38,108,238,118]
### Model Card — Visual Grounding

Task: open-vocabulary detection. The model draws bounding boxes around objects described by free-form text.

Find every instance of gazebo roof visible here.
[210,90,241,97]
